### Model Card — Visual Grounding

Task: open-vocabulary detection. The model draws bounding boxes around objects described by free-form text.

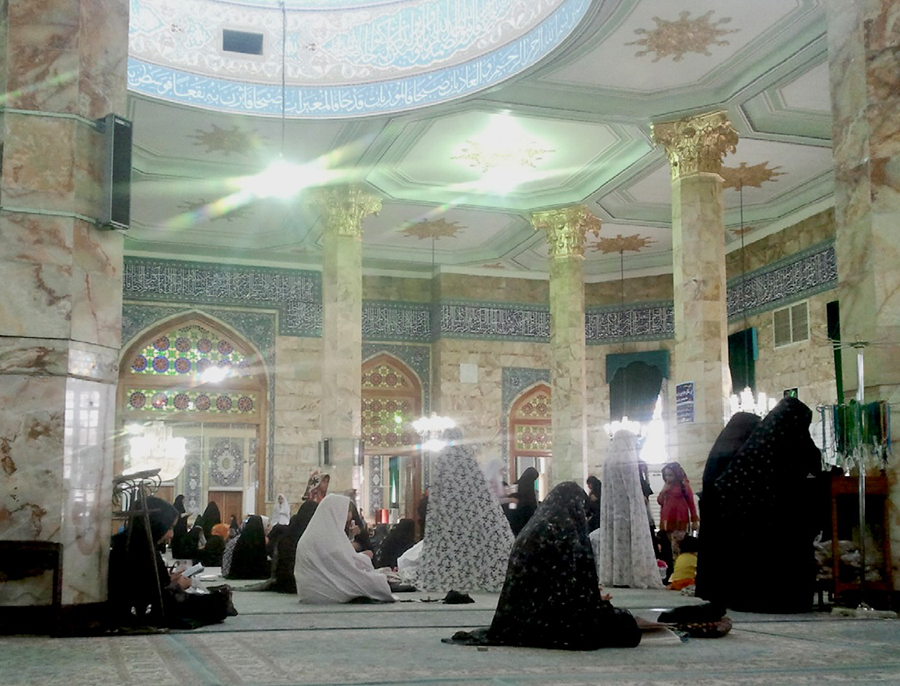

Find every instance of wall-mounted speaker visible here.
[97,113,132,230]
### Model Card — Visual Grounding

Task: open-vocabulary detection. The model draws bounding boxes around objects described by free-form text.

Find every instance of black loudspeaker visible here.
[97,113,132,230]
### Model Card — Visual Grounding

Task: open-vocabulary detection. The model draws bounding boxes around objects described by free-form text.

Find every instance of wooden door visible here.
[154,485,175,506]
[208,490,243,526]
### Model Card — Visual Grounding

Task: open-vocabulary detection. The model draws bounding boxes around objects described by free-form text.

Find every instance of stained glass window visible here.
[125,388,258,415]
[511,386,552,453]
[361,359,419,448]
[129,324,252,378]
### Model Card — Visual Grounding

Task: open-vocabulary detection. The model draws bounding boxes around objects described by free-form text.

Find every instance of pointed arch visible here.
[508,382,552,478]
[117,311,269,514]
[361,353,423,451]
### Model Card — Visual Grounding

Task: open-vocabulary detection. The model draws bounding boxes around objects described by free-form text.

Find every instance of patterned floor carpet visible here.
[1,589,898,685]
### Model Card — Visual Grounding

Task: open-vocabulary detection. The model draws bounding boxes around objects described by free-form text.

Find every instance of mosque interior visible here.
[1,0,898,669]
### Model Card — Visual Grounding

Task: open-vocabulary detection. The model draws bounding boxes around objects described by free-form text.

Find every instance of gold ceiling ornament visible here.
[453,139,555,172]
[719,161,786,189]
[188,124,259,156]
[179,198,250,223]
[401,218,463,240]
[592,233,656,255]
[309,185,381,238]
[530,206,602,259]
[628,10,738,63]
[652,110,739,180]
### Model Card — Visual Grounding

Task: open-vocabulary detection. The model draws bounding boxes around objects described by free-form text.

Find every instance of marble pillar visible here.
[826,0,900,589]
[652,111,738,482]
[0,1,128,607]
[530,206,600,487]
[311,186,381,492]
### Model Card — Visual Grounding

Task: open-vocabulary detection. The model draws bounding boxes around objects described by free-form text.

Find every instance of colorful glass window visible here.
[129,324,252,378]
[125,388,257,415]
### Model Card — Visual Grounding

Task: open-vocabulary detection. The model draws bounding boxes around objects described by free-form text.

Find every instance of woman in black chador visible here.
[507,467,539,536]
[225,514,270,580]
[200,501,221,539]
[713,398,822,613]
[444,482,641,650]
[108,497,230,629]
[694,411,760,602]
[272,501,318,593]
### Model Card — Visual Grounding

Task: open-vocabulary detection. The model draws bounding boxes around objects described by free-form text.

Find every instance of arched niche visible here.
[117,311,269,516]
[361,353,424,523]
[508,382,552,493]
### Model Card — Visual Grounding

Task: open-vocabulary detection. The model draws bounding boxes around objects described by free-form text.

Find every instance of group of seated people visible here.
[108,397,822,649]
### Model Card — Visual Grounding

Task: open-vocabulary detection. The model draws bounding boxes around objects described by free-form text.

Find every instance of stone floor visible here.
[1,581,898,685]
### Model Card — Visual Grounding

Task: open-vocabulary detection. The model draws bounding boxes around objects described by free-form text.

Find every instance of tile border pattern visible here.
[125,243,835,347]
[727,240,837,320]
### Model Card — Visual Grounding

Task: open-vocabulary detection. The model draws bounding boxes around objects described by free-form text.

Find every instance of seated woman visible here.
[224,514,270,580]
[108,496,231,630]
[373,518,416,570]
[444,482,641,651]
[294,493,394,604]
[200,522,230,568]
[270,501,318,593]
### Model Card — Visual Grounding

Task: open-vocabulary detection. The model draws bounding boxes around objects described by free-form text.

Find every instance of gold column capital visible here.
[530,206,602,259]
[310,185,381,238]
[651,110,739,180]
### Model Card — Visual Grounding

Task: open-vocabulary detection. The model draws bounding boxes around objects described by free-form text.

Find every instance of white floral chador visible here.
[416,429,515,592]
[593,430,664,589]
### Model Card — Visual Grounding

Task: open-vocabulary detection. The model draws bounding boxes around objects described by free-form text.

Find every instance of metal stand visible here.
[112,468,166,623]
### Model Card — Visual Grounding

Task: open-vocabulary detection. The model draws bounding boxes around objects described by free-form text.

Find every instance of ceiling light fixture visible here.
[240,1,317,200]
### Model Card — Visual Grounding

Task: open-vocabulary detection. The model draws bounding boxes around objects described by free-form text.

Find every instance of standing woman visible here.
[416,427,515,592]
[657,462,699,561]
[507,467,539,536]
[714,398,822,612]
[271,493,291,527]
[694,412,761,602]
[595,430,664,589]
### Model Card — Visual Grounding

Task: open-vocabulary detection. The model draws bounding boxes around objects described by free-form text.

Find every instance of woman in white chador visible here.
[271,493,291,527]
[415,428,515,592]
[293,493,394,604]
[592,430,664,589]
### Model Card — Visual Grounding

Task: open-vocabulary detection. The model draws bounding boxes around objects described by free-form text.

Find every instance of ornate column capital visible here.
[310,185,381,238]
[530,206,602,259]
[651,110,739,180]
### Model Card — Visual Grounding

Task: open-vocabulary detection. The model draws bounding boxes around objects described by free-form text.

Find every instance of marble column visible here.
[0,1,128,608]
[652,111,738,482]
[311,186,381,492]
[530,206,600,487]
[826,0,900,589]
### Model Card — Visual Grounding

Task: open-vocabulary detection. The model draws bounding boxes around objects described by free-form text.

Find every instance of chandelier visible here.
[124,421,187,482]
[603,416,643,437]
[412,413,456,452]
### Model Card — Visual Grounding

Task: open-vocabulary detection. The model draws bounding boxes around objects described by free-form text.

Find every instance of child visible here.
[657,462,699,560]
[667,535,699,591]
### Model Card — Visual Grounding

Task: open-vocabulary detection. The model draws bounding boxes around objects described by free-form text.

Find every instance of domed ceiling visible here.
[129,0,590,116]
[126,0,833,281]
